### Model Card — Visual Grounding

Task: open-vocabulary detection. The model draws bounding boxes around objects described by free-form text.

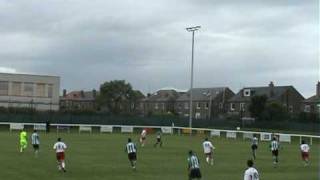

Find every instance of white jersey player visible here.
[31,130,40,156]
[300,140,310,166]
[140,129,147,147]
[244,160,259,180]
[125,138,137,170]
[251,135,258,160]
[202,138,215,165]
[53,138,67,172]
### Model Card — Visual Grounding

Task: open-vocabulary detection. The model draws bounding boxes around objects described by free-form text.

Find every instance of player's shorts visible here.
[33,144,39,150]
[205,152,212,158]
[56,152,65,161]
[141,137,146,141]
[251,144,258,150]
[301,152,309,160]
[128,152,137,161]
[272,150,278,156]
[20,141,27,147]
[189,168,202,179]
[156,138,161,143]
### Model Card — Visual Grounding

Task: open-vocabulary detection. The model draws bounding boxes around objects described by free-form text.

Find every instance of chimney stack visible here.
[269,81,274,97]
[317,81,320,97]
[63,89,67,97]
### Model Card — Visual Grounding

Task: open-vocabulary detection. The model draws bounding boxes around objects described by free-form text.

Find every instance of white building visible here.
[0,73,60,111]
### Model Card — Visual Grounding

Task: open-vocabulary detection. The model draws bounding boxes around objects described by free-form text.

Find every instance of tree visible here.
[97,80,144,114]
[249,95,268,119]
[264,102,287,121]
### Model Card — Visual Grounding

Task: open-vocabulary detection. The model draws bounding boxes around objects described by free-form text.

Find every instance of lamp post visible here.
[186,26,201,128]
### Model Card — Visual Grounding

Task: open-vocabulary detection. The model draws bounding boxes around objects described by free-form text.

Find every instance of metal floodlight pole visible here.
[186,26,201,129]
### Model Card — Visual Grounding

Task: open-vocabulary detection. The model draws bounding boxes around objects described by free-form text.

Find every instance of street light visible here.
[186,26,201,128]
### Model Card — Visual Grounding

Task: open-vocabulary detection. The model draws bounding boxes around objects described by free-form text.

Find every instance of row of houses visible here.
[0,73,319,119]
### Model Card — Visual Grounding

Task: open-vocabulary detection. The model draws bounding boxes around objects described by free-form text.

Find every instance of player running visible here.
[19,129,27,153]
[125,138,137,170]
[31,130,40,157]
[251,135,258,160]
[300,140,310,166]
[140,129,147,147]
[202,138,215,165]
[53,138,67,172]
[270,137,280,166]
[187,150,202,180]
[154,132,163,148]
[244,159,259,180]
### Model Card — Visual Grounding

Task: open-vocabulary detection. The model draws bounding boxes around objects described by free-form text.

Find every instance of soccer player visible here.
[31,130,40,157]
[251,135,258,160]
[53,138,67,172]
[140,129,147,147]
[244,159,259,180]
[154,132,163,148]
[19,129,27,153]
[187,150,202,180]
[270,137,280,166]
[300,140,310,166]
[125,138,137,170]
[202,138,215,165]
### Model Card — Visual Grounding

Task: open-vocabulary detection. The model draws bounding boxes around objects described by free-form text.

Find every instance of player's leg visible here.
[61,160,66,172]
[210,154,214,165]
[205,154,209,164]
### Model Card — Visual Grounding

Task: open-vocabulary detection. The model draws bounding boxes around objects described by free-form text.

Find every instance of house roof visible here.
[228,85,304,102]
[61,91,98,101]
[145,89,179,102]
[176,87,227,101]
[304,95,320,103]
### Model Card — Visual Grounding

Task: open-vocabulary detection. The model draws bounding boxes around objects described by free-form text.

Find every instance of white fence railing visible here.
[0,122,319,145]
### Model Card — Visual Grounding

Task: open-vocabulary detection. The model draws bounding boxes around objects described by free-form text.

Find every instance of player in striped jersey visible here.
[187,150,201,180]
[53,138,67,172]
[31,130,40,157]
[244,159,259,180]
[251,135,258,160]
[270,137,280,166]
[154,132,163,148]
[300,140,310,166]
[125,138,137,170]
[202,138,215,165]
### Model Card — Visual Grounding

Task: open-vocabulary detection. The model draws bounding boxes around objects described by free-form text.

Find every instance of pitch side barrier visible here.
[0,122,319,145]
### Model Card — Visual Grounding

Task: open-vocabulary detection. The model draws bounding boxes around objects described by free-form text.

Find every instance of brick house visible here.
[303,82,320,113]
[228,82,305,117]
[142,89,180,115]
[60,89,98,111]
[174,87,235,120]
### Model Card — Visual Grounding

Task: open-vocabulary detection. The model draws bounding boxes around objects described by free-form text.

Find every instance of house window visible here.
[184,102,189,109]
[155,103,159,109]
[289,105,293,113]
[0,81,9,95]
[230,103,236,111]
[196,102,201,109]
[195,112,201,119]
[36,83,46,97]
[304,105,311,113]
[219,103,223,109]
[48,84,53,98]
[240,103,246,111]
[243,89,251,97]
[205,102,209,109]
[178,103,182,109]
[11,82,22,96]
[162,103,165,110]
[23,82,34,96]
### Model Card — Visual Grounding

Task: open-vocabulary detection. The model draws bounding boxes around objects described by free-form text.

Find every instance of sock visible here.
[210,159,214,165]
[206,157,209,163]
[62,162,65,169]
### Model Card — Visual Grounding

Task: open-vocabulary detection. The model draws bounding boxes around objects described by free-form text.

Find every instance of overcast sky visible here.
[0,0,319,97]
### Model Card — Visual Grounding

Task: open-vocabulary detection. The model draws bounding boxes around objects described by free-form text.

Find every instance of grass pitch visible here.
[1,131,319,180]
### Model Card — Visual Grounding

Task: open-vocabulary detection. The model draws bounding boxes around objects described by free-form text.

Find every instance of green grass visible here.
[1,131,319,180]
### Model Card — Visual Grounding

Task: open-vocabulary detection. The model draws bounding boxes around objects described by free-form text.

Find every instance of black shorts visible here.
[33,144,39,150]
[141,137,146,140]
[128,152,137,161]
[189,168,201,179]
[251,144,258,150]
[272,150,279,156]
[156,138,161,143]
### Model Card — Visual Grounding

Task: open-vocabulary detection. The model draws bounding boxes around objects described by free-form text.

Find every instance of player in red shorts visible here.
[300,140,310,166]
[53,138,67,172]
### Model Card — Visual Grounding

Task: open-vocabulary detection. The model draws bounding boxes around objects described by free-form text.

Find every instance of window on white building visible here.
[0,81,8,95]
[23,82,34,96]
[36,83,46,97]
[11,82,22,96]
[48,84,53,98]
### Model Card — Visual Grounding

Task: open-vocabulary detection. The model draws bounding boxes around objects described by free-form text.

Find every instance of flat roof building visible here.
[0,73,60,111]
